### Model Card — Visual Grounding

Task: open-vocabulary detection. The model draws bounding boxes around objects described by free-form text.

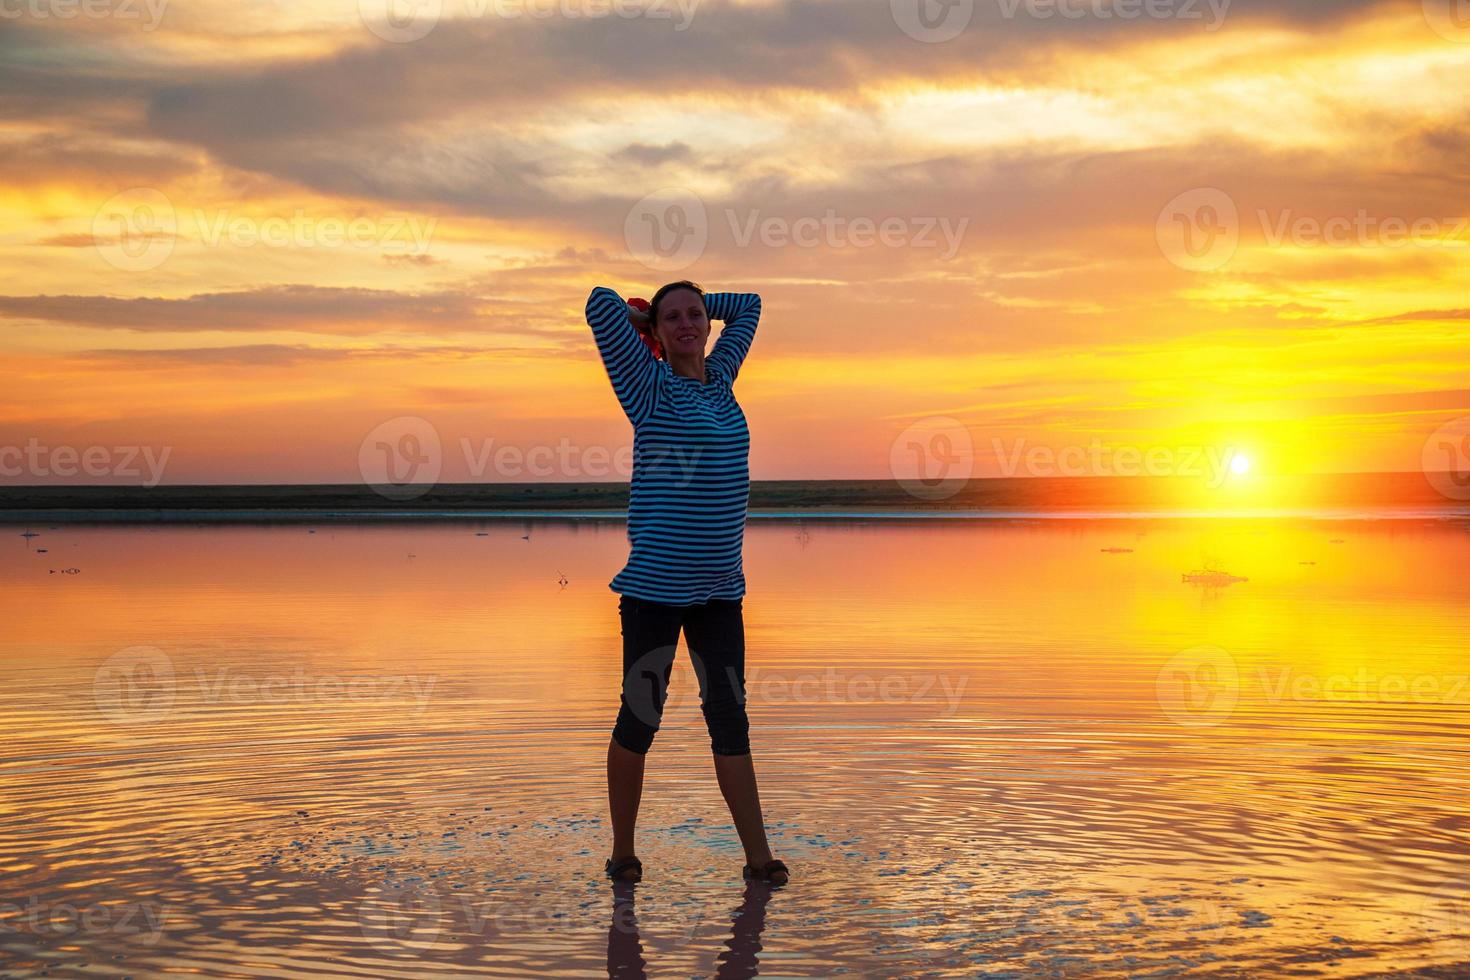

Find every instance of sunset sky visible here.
[3,0,1468,485]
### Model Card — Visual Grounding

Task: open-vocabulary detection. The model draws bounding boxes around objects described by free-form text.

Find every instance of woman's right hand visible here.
[626,299,651,328]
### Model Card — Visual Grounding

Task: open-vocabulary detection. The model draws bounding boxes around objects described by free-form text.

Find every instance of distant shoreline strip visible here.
[2,507,1466,524]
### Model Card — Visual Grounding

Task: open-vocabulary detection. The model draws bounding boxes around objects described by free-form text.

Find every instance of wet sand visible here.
[1,518,1467,977]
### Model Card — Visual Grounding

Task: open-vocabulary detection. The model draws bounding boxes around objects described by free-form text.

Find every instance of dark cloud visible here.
[613,141,694,166]
[1362,308,1470,324]
[77,343,357,365]
[382,253,446,266]
[76,343,507,365]
[0,285,486,334]
[0,132,194,186]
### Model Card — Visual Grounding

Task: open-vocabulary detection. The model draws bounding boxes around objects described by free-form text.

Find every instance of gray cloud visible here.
[0,285,486,334]
[76,342,508,365]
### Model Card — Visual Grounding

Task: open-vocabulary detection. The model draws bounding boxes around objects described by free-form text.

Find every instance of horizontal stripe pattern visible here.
[585,285,761,605]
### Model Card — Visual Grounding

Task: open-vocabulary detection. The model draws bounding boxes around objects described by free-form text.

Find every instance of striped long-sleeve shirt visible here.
[585,285,762,606]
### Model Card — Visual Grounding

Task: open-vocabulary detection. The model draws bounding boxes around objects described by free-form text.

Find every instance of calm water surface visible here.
[2,519,1467,978]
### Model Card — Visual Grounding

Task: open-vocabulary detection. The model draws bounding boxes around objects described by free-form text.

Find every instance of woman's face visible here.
[653,288,709,359]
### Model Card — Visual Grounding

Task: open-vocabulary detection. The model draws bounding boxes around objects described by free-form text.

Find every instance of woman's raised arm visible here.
[703,291,761,385]
[585,285,661,427]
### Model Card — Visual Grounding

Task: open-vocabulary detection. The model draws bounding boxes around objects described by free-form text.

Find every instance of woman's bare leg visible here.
[607,738,646,876]
[712,752,787,884]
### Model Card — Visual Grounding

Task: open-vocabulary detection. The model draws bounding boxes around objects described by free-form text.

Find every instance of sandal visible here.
[742,858,789,885]
[604,855,643,882]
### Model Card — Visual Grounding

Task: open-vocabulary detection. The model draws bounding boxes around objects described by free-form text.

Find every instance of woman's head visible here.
[647,280,708,361]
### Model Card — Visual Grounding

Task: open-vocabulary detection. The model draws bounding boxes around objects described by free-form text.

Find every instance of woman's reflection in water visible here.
[607,878,773,979]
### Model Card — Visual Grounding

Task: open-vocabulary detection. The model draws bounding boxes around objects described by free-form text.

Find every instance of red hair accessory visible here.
[627,297,660,358]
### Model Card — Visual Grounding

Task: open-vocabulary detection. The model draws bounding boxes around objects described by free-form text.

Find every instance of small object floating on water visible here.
[1100,547,1134,554]
[296,809,309,817]
[35,548,47,554]
[475,532,489,537]
[1329,538,1345,544]
[1182,568,1248,586]
[1300,561,1317,565]
[49,567,82,575]
[20,530,40,539]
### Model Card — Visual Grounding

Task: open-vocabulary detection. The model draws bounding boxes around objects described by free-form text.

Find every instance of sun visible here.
[1230,453,1252,476]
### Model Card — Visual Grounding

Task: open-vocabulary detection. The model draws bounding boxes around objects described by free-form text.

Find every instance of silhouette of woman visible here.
[584,281,788,888]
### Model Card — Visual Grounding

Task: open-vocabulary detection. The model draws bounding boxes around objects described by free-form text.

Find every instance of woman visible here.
[584,279,788,887]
